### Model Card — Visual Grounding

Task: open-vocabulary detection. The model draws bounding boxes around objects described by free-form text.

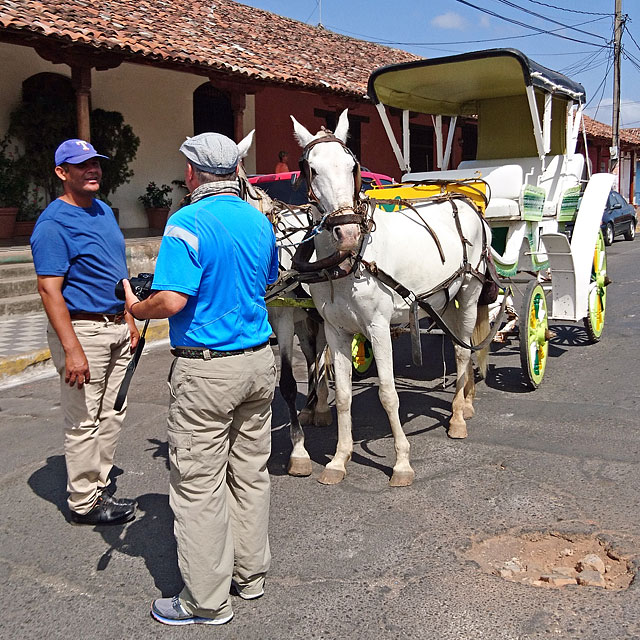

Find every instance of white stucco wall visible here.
[0,42,257,229]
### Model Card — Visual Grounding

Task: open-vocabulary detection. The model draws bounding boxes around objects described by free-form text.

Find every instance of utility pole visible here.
[611,0,622,177]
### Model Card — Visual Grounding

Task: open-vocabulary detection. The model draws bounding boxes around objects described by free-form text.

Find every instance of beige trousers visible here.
[48,319,131,514]
[167,345,276,620]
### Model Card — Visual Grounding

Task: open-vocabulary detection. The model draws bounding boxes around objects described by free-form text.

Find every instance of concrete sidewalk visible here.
[0,311,169,386]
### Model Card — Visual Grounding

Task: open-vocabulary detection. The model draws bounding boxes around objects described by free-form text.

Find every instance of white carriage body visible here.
[367,48,614,323]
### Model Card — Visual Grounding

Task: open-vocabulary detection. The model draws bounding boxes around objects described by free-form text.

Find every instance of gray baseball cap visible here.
[179,132,240,174]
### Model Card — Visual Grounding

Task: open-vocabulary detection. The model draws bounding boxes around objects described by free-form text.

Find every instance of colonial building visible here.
[0,0,637,233]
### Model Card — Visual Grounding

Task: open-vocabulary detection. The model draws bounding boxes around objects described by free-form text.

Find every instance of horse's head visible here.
[291,109,364,252]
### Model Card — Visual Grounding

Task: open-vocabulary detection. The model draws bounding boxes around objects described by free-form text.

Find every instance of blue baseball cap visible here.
[54,139,108,166]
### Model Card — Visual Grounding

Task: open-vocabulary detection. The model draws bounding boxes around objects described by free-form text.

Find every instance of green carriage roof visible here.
[367,48,586,116]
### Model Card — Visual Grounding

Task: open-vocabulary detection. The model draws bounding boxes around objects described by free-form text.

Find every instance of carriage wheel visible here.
[519,281,549,390]
[352,333,376,379]
[584,230,607,343]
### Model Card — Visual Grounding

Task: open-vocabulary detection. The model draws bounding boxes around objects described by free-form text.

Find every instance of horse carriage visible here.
[258,48,614,485]
[365,47,613,389]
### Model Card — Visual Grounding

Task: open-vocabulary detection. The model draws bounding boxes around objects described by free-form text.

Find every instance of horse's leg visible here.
[317,327,353,485]
[463,302,491,421]
[297,317,332,427]
[272,310,312,477]
[370,328,414,486]
[447,281,482,438]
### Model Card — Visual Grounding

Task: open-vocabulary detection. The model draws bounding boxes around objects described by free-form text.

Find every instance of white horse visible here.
[290,110,492,487]
[237,133,331,477]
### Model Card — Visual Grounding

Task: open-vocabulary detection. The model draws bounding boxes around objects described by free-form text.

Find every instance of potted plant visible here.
[0,135,29,239]
[14,186,43,237]
[139,181,173,229]
[90,108,140,218]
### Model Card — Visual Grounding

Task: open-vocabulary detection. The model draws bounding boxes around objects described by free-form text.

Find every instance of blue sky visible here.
[240,0,640,129]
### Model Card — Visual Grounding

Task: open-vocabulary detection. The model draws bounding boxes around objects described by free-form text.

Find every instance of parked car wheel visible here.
[623,220,636,241]
[603,222,614,246]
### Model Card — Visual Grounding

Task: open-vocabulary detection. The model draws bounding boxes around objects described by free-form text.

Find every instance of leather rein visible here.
[280,135,508,351]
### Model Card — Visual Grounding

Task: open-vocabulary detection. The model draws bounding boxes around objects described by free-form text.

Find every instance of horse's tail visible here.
[473,303,490,379]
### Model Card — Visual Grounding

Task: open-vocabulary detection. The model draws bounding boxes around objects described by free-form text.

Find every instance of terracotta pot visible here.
[145,207,170,230]
[13,220,36,238]
[0,206,18,239]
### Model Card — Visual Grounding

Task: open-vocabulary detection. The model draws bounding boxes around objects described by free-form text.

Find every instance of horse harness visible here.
[270,134,508,351]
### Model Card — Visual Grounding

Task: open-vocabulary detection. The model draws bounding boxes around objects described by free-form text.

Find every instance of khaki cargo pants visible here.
[47,319,131,514]
[167,344,276,620]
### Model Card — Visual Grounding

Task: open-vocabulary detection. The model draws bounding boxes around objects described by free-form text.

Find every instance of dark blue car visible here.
[601,190,637,246]
[565,190,636,245]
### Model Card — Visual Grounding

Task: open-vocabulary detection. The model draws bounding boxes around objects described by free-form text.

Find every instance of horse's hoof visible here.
[288,457,312,477]
[463,406,475,420]
[313,410,332,428]
[317,468,345,485]
[298,408,314,426]
[448,423,468,439]
[389,470,415,487]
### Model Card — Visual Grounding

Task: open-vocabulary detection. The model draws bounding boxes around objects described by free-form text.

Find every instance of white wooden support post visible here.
[543,92,552,154]
[432,115,444,169]
[375,103,409,173]
[402,109,410,172]
[442,115,457,171]
[526,85,545,161]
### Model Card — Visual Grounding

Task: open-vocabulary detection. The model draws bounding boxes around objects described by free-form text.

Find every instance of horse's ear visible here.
[291,115,314,148]
[334,109,349,143]
[237,129,255,159]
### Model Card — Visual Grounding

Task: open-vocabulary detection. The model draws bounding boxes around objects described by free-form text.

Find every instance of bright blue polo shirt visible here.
[152,194,278,350]
[30,198,128,315]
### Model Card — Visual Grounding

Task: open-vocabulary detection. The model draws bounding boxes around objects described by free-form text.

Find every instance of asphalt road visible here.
[1,237,639,639]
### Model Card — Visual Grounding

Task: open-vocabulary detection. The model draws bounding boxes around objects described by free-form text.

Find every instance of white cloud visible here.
[430,12,467,30]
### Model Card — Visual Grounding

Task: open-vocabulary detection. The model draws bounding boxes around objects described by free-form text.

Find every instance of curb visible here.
[0,319,170,383]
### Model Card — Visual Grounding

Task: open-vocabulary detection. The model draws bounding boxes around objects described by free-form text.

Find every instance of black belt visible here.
[71,311,126,324]
[171,342,269,359]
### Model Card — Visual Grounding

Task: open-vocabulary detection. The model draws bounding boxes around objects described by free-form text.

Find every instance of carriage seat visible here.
[459,155,585,218]
[405,163,529,220]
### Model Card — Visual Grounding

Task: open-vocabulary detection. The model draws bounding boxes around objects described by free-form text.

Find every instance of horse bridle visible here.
[297,132,368,230]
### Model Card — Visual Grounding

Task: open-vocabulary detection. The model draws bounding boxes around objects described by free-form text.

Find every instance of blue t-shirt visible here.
[152,194,278,350]
[30,198,128,315]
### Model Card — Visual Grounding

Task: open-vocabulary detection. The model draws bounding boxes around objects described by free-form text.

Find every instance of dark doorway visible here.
[409,123,434,173]
[193,83,234,139]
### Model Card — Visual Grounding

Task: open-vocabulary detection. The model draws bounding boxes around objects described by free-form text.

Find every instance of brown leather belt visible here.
[70,311,126,324]
[171,342,269,359]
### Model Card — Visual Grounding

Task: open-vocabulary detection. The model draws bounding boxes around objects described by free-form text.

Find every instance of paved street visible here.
[1,238,639,639]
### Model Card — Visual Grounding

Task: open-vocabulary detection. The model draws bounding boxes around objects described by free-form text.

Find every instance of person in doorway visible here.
[274,150,289,173]
[31,139,139,525]
[121,132,278,626]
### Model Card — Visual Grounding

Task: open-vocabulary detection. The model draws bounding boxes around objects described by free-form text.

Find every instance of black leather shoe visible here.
[101,489,137,509]
[71,495,136,525]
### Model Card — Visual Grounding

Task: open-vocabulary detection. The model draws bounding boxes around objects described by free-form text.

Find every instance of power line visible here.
[454,0,607,47]
[521,0,614,17]
[493,0,609,41]
[623,22,640,55]
[327,16,612,48]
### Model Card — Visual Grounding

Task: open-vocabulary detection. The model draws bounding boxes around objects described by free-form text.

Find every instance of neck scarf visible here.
[190,179,241,204]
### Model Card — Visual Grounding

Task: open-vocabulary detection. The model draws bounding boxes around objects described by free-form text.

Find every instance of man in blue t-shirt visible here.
[31,139,139,526]
[122,132,278,627]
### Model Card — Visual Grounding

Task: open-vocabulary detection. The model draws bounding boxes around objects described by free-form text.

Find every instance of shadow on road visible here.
[28,455,182,596]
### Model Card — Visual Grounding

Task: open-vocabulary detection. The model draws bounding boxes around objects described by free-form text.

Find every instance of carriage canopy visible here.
[368,48,587,163]
[367,48,585,116]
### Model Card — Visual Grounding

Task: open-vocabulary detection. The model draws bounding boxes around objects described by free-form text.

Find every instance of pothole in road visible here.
[465,531,636,590]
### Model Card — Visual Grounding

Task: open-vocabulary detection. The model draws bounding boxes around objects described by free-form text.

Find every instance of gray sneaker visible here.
[151,596,233,626]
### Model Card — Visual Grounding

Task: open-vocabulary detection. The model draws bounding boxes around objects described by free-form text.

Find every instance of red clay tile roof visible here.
[584,115,640,146]
[0,0,420,97]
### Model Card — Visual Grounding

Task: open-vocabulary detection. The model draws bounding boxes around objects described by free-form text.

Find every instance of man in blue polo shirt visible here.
[31,139,139,525]
[122,132,278,626]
